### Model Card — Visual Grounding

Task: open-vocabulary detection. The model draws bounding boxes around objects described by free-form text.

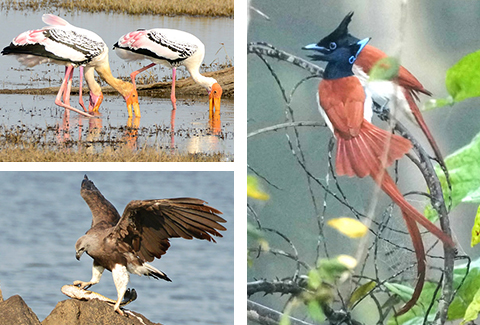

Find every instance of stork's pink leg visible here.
[55,66,93,117]
[78,66,87,112]
[129,62,156,90]
[170,107,176,151]
[63,66,74,105]
[170,67,177,105]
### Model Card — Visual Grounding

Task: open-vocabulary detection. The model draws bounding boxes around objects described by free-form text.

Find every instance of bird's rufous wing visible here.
[357,45,431,96]
[319,77,365,139]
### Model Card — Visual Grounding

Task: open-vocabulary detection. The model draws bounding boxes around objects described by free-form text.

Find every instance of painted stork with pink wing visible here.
[2,14,140,117]
[113,29,222,114]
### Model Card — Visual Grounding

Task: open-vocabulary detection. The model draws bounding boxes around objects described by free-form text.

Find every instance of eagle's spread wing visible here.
[81,175,121,228]
[111,198,226,262]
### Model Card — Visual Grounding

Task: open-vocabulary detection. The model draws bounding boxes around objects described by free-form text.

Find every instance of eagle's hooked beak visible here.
[76,248,85,261]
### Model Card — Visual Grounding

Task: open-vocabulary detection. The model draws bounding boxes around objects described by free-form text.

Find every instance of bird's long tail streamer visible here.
[395,215,426,315]
[404,90,445,167]
[372,168,454,247]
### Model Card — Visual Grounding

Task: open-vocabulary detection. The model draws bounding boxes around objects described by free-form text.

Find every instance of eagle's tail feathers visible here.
[144,263,172,282]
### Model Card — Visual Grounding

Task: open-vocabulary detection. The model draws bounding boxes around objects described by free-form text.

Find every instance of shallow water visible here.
[0,171,234,323]
[0,11,234,157]
[0,94,234,156]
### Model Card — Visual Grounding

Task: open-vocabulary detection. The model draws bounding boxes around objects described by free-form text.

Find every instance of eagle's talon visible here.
[73,280,92,290]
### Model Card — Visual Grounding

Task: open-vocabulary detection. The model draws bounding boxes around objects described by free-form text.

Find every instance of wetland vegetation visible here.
[0,0,234,17]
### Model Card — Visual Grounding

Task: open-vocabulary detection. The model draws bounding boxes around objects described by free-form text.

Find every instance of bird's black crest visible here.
[315,11,357,49]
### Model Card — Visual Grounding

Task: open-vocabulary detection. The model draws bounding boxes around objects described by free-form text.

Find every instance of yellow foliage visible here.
[247,175,269,200]
[327,217,368,238]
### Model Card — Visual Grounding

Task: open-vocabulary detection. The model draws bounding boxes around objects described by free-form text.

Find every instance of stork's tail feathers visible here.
[335,120,412,178]
[144,263,172,282]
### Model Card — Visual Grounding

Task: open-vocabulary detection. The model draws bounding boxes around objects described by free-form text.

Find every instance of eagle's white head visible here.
[75,234,94,260]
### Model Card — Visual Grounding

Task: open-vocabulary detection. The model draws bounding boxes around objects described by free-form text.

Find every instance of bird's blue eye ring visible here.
[329,42,337,50]
[349,56,356,64]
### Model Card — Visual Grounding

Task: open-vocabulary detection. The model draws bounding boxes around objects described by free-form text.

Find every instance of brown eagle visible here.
[74,175,226,315]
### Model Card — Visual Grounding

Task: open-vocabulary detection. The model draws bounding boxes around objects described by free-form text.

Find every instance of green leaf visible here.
[448,257,480,320]
[307,300,325,323]
[384,283,414,302]
[425,132,480,221]
[471,206,480,247]
[386,282,438,325]
[349,281,376,307]
[279,313,291,325]
[316,258,350,283]
[383,258,480,324]
[461,287,480,324]
[369,57,400,81]
[423,97,454,111]
[446,49,480,102]
[308,269,322,290]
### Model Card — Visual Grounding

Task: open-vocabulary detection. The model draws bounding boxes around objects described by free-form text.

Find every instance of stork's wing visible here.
[113,29,199,63]
[42,14,71,27]
[112,198,226,262]
[146,29,198,60]
[81,175,121,228]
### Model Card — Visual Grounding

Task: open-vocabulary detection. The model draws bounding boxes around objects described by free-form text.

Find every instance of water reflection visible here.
[50,100,227,154]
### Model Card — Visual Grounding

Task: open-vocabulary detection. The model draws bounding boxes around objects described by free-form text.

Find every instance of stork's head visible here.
[209,82,222,114]
[88,91,104,112]
[124,87,141,118]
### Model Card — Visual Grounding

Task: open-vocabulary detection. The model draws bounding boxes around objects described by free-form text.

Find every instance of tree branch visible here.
[247,300,317,325]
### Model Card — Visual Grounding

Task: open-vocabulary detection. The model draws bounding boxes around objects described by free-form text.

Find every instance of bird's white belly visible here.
[353,64,415,123]
[114,47,173,67]
[13,54,70,67]
[114,47,147,61]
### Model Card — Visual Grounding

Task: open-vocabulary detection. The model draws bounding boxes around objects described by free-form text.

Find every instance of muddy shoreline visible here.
[0,67,234,99]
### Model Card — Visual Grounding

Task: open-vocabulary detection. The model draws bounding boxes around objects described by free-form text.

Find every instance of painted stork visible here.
[1,14,140,118]
[113,29,222,114]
